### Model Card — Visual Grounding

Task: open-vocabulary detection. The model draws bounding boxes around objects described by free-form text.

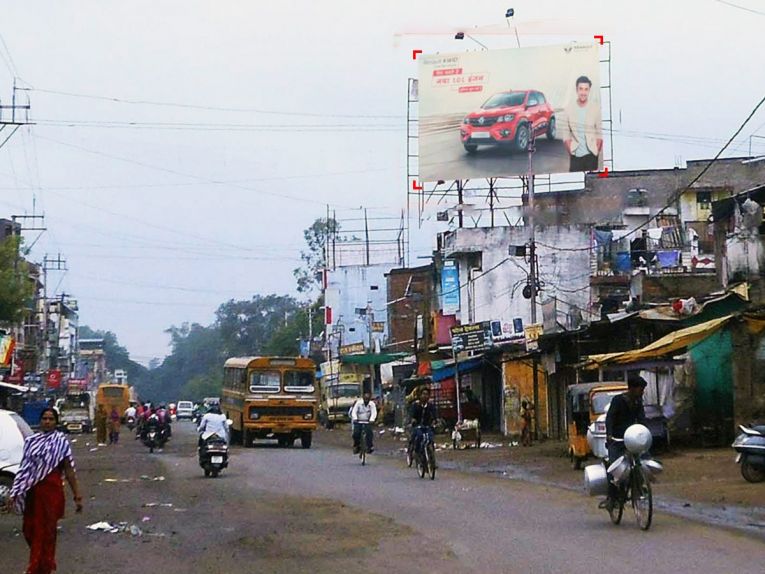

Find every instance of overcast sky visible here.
[1,0,764,364]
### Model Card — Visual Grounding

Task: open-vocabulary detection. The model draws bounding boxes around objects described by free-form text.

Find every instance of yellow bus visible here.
[222,356,318,448]
[95,383,131,417]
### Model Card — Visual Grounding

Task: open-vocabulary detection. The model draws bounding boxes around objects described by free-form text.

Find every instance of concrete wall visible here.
[502,359,548,438]
[731,322,765,428]
[325,264,391,351]
[442,225,592,330]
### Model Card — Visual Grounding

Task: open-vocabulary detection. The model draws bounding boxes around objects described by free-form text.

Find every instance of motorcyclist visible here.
[409,387,437,457]
[601,375,647,509]
[137,402,152,438]
[197,403,229,447]
[350,390,377,454]
[156,403,172,439]
[124,404,137,420]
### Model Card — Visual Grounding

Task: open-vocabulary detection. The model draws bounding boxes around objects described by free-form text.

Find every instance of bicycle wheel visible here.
[418,450,426,478]
[406,446,413,468]
[427,444,436,480]
[609,496,624,525]
[361,449,366,466]
[632,467,653,530]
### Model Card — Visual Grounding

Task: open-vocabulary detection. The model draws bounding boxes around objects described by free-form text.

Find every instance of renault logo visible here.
[478,117,485,125]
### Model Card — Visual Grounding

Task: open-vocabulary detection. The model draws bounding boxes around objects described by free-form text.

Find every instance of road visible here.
[2,423,764,574]
[419,127,572,182]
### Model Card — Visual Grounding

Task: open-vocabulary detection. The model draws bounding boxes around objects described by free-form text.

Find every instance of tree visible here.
[179,374,222,403]
[293,217,338,293]
[215,294,300,357]
[0,236,34,324]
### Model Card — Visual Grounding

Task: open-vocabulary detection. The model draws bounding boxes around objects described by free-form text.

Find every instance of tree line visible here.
[92,218,333,403]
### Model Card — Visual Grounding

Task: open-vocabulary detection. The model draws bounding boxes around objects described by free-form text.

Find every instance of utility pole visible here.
[10,214,46,270]
[364,208,370,267]
[0,82,32,150]
[526,129,541,441]
[457,180,464,228]
[42,254,67,374]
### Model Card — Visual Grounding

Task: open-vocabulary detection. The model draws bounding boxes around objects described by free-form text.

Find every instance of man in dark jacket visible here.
[409,387,437,456]
[602,375,647,508]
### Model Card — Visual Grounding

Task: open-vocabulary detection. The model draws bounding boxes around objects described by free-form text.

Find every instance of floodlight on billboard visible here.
[417,43,602,182]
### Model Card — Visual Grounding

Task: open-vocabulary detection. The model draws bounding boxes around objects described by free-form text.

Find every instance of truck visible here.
[318,360,364,428]
[57,391,95,433]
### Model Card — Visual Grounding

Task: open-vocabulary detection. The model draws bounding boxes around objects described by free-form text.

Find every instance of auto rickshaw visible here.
[566,382,627,469]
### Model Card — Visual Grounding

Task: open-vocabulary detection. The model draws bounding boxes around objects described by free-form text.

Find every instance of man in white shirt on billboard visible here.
[562,75,602,172]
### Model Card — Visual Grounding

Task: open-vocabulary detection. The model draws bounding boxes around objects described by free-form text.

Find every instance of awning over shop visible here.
[431,357,483,382]
[339,352,409,366]
[583,315,732,369]
[0,381,30,392]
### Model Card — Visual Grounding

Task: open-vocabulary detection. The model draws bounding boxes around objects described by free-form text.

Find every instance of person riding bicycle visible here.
[601,374,647,509]
[409,387,437,456]
[350,391,377,454]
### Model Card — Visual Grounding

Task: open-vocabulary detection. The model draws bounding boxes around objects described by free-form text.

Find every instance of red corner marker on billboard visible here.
[412,49,422,60]
[412,180,424,191]
[598,167,609,178]
[594,35,604,45]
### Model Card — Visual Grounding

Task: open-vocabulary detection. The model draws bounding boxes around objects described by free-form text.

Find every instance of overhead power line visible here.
[716,0,765,16]
[28,87,405,120]
[34,133,356,208]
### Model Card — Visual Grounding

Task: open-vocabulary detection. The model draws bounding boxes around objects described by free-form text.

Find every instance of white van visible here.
[0,409,34,506]
[176,400,194,420]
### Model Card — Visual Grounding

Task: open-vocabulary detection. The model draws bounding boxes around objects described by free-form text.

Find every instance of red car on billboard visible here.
[460,90,555,154]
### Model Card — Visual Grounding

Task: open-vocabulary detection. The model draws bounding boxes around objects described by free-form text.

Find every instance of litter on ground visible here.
[87,521,144,536]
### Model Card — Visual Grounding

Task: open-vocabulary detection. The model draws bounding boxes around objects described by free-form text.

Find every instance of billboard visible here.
[450,322,493,353]
[418,43,602,181]
[440,260,460,314]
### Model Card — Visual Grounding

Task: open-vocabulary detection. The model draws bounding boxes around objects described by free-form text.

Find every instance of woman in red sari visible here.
[9,408,83,574]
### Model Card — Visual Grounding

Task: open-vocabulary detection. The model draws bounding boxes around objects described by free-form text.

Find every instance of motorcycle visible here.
[199,432,229,478]
[732,424,765,483]
[584,424,663,531]
[141,415,168,453]
[126,416,136,432]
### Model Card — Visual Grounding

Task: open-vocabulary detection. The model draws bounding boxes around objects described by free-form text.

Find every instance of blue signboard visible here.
[441,261,460,314]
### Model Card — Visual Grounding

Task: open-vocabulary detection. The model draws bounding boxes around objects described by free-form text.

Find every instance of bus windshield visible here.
[284,371,315,393]
[250,371,280,393]
[102,387,126,398]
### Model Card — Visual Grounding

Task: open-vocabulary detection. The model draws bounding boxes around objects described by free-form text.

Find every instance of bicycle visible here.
[354,422,372,466]
[413,425,436,480]
[606,439,655,530]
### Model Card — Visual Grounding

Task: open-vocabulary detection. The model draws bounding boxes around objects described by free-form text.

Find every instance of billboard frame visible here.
[405,42,614,241]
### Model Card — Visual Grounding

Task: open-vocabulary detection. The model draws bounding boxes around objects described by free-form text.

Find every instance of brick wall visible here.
[638,273,721,303]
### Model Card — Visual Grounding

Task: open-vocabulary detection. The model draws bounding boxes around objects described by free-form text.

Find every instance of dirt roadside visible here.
[320,424,765,529]
[0,429,460,574]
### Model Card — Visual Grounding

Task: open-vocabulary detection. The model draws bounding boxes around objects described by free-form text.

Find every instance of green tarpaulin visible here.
[339,352,409,366]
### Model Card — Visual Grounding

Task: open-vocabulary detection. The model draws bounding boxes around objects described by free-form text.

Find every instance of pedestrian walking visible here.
[95,405,108,445]
[8,407,83,574]
[520,400,533,447]
[108,407,121,445]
